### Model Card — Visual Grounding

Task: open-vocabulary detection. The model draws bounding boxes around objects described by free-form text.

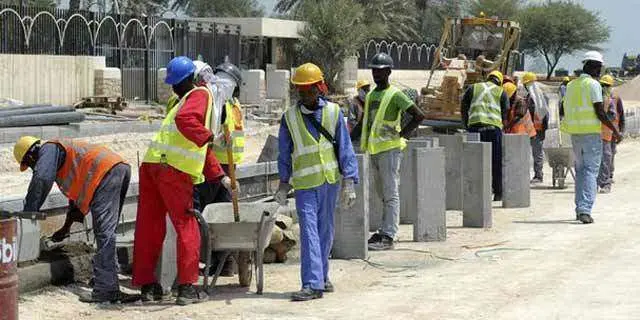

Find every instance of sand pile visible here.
[615,75,640,100]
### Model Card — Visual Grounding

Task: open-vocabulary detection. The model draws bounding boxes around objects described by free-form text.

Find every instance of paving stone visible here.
[463,142,492,228]
[413,147,446,241]
[334,154,369,259]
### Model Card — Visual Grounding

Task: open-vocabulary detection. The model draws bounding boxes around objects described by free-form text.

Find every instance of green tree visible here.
[416,0,462,43]
[295,0,370,92]
[187,0,264,17]
[519,1,610,79]
[467,0,523,19]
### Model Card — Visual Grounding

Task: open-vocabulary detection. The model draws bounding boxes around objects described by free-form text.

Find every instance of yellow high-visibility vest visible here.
[468,82,504,129]
[144,87,212,184]
[284,102,340,190]
[360,86,406,155]
[561,76,601,134]
[213,98,245,164]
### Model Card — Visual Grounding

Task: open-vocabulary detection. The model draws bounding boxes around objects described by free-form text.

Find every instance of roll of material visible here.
[0,106,74,118]
[0,112,85,128]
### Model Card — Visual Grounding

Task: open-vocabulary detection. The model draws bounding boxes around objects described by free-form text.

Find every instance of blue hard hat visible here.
[165,56,196,85]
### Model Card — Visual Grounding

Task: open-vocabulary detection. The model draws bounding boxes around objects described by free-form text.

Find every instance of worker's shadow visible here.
[205,284,290,302]
[512,219,581,225]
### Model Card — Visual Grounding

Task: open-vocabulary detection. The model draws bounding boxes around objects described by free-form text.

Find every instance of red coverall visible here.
[132,89,223,286]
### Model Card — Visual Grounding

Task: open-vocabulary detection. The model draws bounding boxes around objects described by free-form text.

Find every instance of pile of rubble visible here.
[264,214,299,264]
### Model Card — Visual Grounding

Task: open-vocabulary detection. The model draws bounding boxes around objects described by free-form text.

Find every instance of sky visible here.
[258,0,638,72]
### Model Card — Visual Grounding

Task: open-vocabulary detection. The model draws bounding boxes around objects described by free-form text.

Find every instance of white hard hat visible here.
[193,60,213,77]
[583,51,604,64]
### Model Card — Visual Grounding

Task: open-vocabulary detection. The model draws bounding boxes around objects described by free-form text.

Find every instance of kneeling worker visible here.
[275,63,358,301]
[14,136,136,303]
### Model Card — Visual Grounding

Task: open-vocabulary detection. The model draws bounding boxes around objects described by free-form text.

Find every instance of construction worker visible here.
[503,82,536,139]
[132,56,211,305]
[559,76,570,102]
[275,63,358,301]
[522,72,550,184]
[348,79,370,142]
[461,70,509,201]
[361,52,425,250]
[597,74,625,193]
[14,136,137,303]
[560,51,622,224]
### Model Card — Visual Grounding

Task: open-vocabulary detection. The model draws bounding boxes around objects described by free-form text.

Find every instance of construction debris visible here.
[264,215,298,264]
[74,96,128,115]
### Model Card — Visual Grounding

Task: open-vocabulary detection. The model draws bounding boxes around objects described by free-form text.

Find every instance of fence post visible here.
[144,15,150,103]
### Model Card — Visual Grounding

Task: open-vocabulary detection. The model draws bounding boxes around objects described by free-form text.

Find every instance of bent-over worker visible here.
[503,82,536,139]
[275,63,358,301]
[461,70,509,201]
[522,72,550,184]
[361,52,425,251]
[132,56,212,305]
[14,136,136,303]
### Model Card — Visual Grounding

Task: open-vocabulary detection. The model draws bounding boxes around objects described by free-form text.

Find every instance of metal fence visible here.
[0,5,241,102]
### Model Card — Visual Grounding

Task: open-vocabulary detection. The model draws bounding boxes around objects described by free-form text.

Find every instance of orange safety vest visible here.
[506,106,536,137]
[601,95,620,142]
[50,140,125,214]
[533,112,544,131]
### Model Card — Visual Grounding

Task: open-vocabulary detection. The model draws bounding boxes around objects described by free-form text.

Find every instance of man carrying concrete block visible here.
[360,52,425,251]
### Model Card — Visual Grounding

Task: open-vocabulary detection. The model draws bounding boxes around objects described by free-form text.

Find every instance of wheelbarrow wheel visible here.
[238,251,252,287]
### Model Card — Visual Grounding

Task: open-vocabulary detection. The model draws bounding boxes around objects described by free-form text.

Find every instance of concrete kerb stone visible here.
[462,141,492,228]
[334,154,369,259]
[502,134,531,208]
[400,138,439,224]
[0,121,162,144]
[413,147,446,242]
[438,134,467,210]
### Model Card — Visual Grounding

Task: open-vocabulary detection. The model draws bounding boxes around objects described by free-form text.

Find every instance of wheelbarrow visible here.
[544,146,575,189]
[193,202,279,294]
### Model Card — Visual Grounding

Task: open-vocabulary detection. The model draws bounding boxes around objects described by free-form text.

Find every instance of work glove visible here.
[341,179,357,209]
[221,176,240,194]
[274,183,292,206]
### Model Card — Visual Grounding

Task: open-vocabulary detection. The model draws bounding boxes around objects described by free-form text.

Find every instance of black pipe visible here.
[0,112,85,128]
[0,106,75,118]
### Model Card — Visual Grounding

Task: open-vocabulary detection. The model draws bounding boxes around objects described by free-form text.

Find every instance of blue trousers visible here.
[571,134,602,215]
[296,182,340,290]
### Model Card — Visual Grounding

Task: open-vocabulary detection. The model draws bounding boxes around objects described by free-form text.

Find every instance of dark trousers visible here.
[468,126,503,197]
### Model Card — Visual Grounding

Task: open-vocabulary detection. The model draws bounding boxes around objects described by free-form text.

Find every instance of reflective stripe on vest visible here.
[601,95,620,142]
[143,86,212,184]
[468,82,504,129]
[166,94,179,114]
[360,86,407,155]
[213,99,245,164]
[51,140,125,214]
[561,76,601,134]
[284,102,340,190]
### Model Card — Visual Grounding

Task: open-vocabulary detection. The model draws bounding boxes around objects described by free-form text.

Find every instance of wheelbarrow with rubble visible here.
[544,146,575,189]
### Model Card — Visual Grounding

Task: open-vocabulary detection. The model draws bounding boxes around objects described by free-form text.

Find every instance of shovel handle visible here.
[224,126,240,222]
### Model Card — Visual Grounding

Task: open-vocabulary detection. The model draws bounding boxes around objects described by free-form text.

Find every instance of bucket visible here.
[0,217,18,320]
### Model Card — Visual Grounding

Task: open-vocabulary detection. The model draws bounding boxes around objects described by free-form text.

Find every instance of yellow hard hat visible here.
[503,82,517,99]
[488,70,504,84]
[14,136,40,172]
[356,79,370,89]
[522,72,537,85]
[600,74,614,86]
[291,63,324,85]
[562,76,570,82]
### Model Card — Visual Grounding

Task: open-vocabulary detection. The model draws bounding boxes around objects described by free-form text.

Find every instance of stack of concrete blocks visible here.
[502,134,531,208]
[266,67,291,113]
[240,69,266,105]
[413,142,446,242]
[462,140,492,228]
[438,134,467,210]
[156,68,171,104]
[334,154,369,259]
[94,67,122,97]
[340,56,359,95]
[400,139,435,224]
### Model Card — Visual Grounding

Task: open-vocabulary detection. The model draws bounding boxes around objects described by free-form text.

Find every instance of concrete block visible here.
[257,135,279,163]
[413,147,446,242]
[462,142,492,228]
[334,154,369,259]
[16,219,41,263]
[156,216,177,293]
[240,69,266,105]
[466,132,480,142]
[266,69,290,100]
[41,126,60,139]
[438,134,466,210]
[502,134,531,208]
[400,140,429,224]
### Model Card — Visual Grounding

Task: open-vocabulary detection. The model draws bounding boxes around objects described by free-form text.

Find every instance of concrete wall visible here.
[0,54,105,105]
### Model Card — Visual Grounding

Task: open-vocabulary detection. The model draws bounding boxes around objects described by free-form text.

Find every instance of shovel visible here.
[224,125,240,223]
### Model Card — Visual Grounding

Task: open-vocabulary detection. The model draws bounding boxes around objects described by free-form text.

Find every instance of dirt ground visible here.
[17,138,640,320]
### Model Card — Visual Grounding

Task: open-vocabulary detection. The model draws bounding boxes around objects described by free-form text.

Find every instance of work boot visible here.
[79,290,141,304]
[368,234,395,251]
[578,214,594,224]
[367,233,383,244]
[323,281,334,293]
[530,177,543,184]
[493,194,502,202]
[599,186,612,194]
[291,287,323,302]
[176,284,208,306]
[141,283,171,302]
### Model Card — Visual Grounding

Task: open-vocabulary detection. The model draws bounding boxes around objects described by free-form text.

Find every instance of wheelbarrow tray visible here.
[201,202,279,251]
[544,146,574,168]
